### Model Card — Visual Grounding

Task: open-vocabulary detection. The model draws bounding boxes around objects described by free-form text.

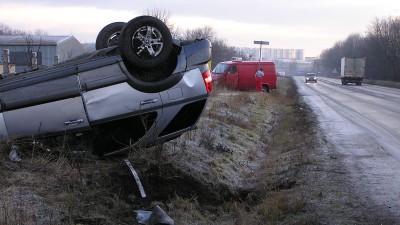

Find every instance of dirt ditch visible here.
[107,161,240,207]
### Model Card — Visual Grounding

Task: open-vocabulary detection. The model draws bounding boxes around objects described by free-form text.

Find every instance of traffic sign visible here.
[254,41,269,45]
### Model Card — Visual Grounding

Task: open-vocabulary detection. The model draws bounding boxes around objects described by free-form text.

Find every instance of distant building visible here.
[263,48,304,61]
[295,49,304,61]
[235,47,305,61]
[0,35,85,73]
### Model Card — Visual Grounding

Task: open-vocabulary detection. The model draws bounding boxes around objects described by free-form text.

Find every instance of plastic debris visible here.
[135,205,174,225]
[124,159,146,198]
[9,145,21,162]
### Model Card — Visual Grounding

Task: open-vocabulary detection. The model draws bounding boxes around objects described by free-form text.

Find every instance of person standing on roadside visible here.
[255,68,264,92]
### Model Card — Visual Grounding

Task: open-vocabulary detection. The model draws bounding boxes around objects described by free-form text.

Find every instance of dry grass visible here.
[0,76,322,225]
[0,141,135,225]
[159,77,321,224]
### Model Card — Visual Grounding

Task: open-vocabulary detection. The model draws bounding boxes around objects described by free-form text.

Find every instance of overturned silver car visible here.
[0,16,212,156]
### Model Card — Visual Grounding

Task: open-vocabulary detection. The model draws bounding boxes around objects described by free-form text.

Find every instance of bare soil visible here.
[0,77,395,224]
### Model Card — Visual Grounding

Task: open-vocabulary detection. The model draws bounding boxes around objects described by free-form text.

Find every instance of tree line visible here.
[318,16,400,82]
[0,23,48,36]
[178,26,246,69]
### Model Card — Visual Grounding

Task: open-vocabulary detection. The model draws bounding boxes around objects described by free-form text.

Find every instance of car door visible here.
[81,82,162,124]
[226,65,239,89]
[1,75,90,137]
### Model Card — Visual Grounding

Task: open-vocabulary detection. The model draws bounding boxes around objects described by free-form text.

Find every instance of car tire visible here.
[95,22,126,50]
[119,16,173,69]
[262,85,269,93]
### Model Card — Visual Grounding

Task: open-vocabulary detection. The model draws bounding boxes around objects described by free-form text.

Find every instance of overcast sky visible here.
[1,0,400,57]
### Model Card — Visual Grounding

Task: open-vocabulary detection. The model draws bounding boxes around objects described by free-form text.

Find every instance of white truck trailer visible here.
[340,57,365,85]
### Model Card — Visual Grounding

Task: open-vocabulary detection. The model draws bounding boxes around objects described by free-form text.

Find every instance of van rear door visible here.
[261,63,277,90]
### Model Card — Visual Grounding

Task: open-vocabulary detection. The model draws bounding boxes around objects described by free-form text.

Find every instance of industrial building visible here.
[0,35,85,73]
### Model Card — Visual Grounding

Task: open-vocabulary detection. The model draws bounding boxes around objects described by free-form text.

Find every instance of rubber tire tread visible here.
[119,16,173,69]
[95,22,125,50]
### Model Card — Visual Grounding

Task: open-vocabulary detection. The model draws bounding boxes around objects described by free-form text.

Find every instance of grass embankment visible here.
[156,77,320,224]
[0,145,136,224]
[0,76,321,225]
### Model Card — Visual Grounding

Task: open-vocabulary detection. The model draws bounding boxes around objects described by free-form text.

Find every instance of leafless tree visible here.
[181,26,215,40]
[34,29,48,36]
[25,35,42,70]
[0,23,48,36]
[0,23,27,36]
[143,7,180,38]
[319,16,400,81]
[211,38,237,69]
[365,17,400,81]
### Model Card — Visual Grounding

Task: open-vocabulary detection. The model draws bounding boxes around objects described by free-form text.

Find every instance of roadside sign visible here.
[254,41,269,45]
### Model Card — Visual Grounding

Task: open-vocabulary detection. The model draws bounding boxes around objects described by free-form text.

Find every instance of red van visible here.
[211,60,277,92]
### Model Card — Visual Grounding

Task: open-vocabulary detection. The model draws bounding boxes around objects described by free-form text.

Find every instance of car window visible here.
[212,63,229,74]
[229,66,237,74]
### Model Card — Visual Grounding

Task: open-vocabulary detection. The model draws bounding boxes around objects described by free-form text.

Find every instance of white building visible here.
[235,47,304,61]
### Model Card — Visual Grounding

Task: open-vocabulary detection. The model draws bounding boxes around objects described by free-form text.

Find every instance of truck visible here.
[340,57,365,85]
[211,60,277,92]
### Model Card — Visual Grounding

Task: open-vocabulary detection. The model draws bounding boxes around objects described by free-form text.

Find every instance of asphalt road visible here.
[294,76,400,220]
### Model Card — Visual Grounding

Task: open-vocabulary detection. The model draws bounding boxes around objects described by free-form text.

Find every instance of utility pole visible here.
[253,40,269,62]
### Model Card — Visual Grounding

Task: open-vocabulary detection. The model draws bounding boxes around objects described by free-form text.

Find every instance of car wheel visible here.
[95,22,126,50]
[119,16,173,69]
[262,85,270,93]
